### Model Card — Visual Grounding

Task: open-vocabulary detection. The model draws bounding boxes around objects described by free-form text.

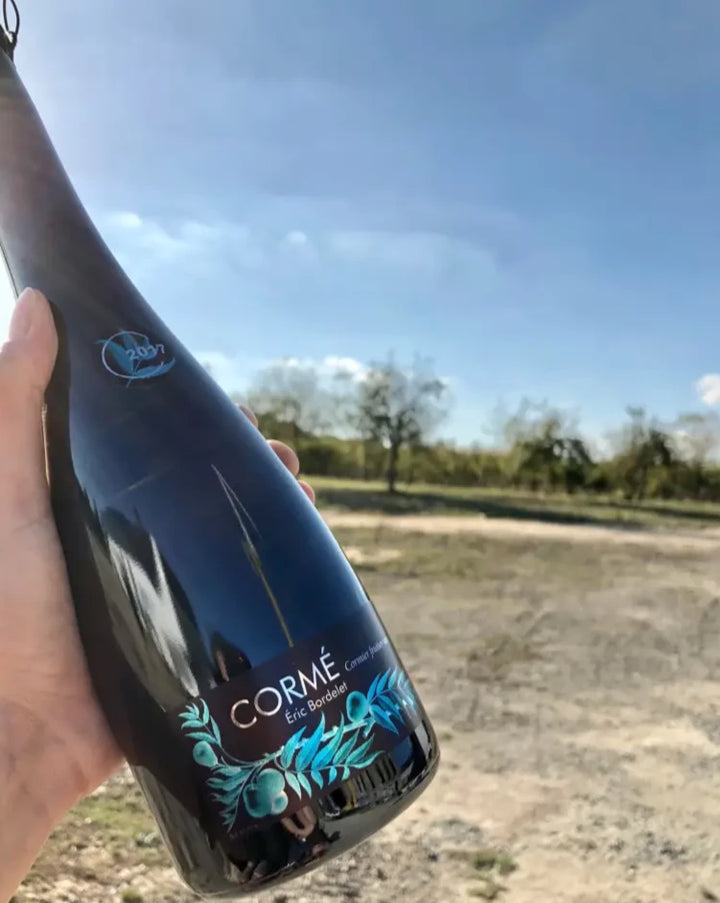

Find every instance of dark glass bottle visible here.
[0,32,438,899]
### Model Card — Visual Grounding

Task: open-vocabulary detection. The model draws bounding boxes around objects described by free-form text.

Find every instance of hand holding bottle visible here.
[0,287,313,902]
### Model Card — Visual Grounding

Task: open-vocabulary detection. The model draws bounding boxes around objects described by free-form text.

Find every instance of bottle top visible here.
[1,0,20,60]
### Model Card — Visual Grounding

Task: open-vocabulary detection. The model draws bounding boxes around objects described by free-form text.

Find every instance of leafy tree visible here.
[354,357,449,492]
[501,401,593,493]
[611,407,677,500]
[228,356,720,504]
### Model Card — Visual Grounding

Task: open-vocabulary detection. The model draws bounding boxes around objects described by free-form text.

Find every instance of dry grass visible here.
[311,475,720,530]
[332,524,705,585]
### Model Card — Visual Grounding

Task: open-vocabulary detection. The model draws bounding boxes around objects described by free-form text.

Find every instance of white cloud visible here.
[190,351,369,396]
[327,230,432,265]
[273,354,369,382]
[280,229,319,264]
[108,211,144,231]
[270,355,456,390]
[103,216,497,285]
[324,229,497,281]
[696,374,720,406]
[284,230,309,246]
[104,210,210,260]
[322,355,368,380]
[191,350,260,393]
[102,211,265,268]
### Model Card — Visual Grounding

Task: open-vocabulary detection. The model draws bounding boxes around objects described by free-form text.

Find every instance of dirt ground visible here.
[16,513,720,903]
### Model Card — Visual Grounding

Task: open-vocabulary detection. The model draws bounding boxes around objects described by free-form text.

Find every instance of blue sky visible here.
[2,0,720,446]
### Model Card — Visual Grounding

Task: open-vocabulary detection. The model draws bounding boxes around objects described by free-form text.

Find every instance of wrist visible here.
[0,702,83,901]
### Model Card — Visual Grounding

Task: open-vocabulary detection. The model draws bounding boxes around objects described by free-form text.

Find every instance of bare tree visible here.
[673,412,720,465]
[243,361,334,442]
[499,398,581,449]
[671,411,720,496]
[355,357,449,493]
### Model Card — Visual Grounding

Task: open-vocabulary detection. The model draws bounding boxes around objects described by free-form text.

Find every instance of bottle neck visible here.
[0,49,151,331]
[0,51,87,290]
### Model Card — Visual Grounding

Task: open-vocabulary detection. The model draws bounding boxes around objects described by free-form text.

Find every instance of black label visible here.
[174,608,421,834]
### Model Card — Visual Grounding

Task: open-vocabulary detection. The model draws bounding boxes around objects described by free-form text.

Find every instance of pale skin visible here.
[0,288,315,902]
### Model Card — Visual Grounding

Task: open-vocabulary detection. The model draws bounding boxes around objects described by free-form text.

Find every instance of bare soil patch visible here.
[17,515,720,902]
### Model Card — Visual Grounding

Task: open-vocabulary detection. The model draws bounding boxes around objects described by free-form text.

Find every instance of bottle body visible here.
[0,48,438,896]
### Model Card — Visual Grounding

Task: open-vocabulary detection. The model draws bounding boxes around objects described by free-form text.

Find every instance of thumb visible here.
[0,287,58,529]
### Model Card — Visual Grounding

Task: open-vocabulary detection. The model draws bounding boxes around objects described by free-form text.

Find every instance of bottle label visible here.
[98,330,176,383]
[174,608,421,834]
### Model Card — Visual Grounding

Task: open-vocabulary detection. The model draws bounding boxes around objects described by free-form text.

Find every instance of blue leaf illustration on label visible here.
[175,609,422,835]
[98,330,176,384]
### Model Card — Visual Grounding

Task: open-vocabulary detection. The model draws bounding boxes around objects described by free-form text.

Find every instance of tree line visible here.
[227,357,720,501]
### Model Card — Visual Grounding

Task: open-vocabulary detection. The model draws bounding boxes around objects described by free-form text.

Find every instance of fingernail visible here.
[9,287,42,341]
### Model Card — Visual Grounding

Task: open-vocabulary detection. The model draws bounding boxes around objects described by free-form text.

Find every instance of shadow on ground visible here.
[578,498,720,525]
[314,485,653,530]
